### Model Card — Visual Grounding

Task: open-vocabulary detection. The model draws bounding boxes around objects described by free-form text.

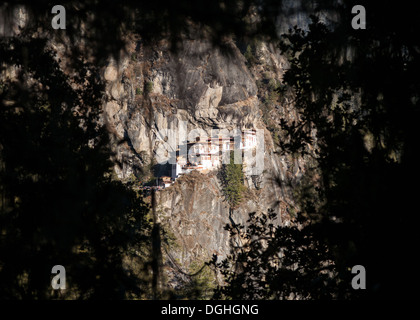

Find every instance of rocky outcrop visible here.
[156,167,283,269]
[104,38,262,172]
[101,33,311,286]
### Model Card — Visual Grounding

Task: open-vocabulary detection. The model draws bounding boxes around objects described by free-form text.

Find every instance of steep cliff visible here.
[101,33,312,288]
[3,0,418,300]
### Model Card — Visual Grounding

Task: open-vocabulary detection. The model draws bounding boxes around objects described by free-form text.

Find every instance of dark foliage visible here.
[276,4,420,298]
[212,2,420,300]
[0,36,151,299]
[208,209,351,299]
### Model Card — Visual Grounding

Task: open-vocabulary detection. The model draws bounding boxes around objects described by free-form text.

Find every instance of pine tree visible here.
[220,151,246,209]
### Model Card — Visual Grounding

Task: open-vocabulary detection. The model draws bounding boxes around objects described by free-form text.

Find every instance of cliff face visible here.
[102,34,310,282]
[104,38,262,177]
[1,2,326,295]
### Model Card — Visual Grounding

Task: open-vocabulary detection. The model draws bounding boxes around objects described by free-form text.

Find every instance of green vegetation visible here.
[144,81,154,94]
[136,87,142,95]
[219,151,246,209]
[244,44,256,65]
[243,40,262,66]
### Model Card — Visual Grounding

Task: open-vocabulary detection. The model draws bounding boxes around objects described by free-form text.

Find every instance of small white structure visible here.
[171,129,257,179]
[241,130,257,149]
[171,158,185,180]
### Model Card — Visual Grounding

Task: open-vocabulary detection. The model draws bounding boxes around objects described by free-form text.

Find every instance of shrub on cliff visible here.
[144,81,154,95]
[219,151,246,209]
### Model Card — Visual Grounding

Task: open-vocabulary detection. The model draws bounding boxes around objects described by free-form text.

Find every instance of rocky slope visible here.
[100,33,313,286]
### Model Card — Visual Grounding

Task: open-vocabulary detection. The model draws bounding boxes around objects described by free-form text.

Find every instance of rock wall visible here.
[102,34,311,284]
